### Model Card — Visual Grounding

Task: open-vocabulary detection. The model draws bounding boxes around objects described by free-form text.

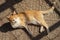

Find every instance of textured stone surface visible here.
[0,0,60,40]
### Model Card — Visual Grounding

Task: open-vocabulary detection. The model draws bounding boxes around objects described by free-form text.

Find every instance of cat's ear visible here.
[13,11,16,14]
[6,16,10,22]
[7,15,10,19]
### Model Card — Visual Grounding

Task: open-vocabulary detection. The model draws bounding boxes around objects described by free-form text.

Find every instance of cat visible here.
[7,5,55,34]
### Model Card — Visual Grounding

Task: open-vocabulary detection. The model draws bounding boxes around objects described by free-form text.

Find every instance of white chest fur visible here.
[11,17,21,28]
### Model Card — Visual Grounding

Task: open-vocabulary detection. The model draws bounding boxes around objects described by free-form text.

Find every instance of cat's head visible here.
[7,11,21,28]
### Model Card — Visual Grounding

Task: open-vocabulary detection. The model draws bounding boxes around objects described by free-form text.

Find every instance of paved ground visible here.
[0,0,60,40]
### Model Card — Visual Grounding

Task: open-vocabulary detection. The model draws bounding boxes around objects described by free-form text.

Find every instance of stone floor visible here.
[0,0,60,40]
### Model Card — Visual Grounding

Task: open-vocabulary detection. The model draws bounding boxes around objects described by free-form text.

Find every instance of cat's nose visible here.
[14,21,16,23]
[13,21,16,23]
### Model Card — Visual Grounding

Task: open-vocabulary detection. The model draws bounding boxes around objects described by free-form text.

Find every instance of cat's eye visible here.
[12,20,16,23]
[12,20,14,21]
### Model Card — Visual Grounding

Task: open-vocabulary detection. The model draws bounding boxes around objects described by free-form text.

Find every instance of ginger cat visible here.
[7,5,55,34]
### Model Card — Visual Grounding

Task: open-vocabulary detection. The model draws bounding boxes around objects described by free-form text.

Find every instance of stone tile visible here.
[53,35,60,40]
[40,36,49,40]
[47,32,57,39]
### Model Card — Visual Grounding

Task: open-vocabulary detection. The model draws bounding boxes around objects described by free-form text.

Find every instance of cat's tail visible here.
[40,2,56,14]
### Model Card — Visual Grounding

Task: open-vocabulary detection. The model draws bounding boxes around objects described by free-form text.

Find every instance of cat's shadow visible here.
[0,22,33,39]
[0,22,39,32]
[0,22,21,32]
